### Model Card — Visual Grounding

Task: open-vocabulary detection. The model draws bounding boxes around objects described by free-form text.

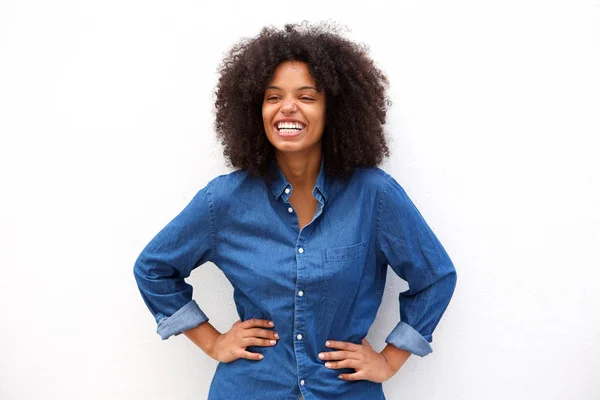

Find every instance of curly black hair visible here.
[214,21,390,179]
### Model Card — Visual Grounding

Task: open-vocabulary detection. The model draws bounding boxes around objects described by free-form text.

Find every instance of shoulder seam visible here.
[375,173,393,259]
[206,179,217,259]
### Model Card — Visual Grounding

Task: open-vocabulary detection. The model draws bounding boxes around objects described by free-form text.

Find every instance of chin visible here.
[266,130,322,155]
[273,142,306,154]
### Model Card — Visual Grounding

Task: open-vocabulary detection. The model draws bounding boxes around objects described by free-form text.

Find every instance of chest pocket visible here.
[321,241,367,305]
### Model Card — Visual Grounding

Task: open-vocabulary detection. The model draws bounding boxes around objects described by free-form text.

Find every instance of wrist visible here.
[183,321,221,359]
[380,344,411,377]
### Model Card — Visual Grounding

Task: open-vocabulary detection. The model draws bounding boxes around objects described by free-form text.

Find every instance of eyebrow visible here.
[265,85,318,91]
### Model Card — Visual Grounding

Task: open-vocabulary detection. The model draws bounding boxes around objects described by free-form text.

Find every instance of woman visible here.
[133,22,457,400]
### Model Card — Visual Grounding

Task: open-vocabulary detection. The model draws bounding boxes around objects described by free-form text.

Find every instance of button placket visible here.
[293,213,313,395]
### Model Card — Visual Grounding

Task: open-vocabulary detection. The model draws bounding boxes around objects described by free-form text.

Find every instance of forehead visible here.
[267,60,316,86]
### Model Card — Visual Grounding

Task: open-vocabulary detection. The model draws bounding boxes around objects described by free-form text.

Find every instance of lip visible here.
[273,118,307,139]
[276,126,306,138]
[274,117,306,126]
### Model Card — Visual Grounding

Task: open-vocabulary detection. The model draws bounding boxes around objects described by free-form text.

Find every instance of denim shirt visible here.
[133,158,457,400]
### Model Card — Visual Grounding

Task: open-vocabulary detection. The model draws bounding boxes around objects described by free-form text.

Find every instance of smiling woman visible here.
[262,61,326,157]
[133,21,457,400]
[213,22,391,180]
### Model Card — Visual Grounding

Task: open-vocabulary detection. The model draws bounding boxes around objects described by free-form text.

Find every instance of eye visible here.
[300,97,315,101]
[266,95,280,101]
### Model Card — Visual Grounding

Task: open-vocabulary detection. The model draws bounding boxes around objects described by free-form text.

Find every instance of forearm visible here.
[380,343,411,375]
[183,320,221,359]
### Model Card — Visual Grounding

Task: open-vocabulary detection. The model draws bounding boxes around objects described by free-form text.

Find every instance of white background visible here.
[1,1,599,399]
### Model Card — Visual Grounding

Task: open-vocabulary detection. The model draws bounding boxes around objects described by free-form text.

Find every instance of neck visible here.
[275,146,322,191]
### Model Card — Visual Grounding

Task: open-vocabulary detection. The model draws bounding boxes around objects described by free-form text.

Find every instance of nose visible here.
[280,97,297,114]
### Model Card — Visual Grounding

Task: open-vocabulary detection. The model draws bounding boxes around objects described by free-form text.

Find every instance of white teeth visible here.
[277,122,305,130]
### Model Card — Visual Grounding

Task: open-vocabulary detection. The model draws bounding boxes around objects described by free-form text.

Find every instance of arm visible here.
[319,175,456,382]
[380,343,411,373]
[133,180,216,340]
[133,179,282,361]
[378,174,457,357]
[183,321,221,357]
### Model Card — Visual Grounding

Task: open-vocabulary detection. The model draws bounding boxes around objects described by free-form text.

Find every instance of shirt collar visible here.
[267,156,329,203]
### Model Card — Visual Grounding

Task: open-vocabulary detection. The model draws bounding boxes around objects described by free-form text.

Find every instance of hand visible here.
[209,318,279,363]
[318,338,398,383]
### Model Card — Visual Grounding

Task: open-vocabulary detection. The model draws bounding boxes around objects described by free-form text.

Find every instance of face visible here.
[262,60,326,156]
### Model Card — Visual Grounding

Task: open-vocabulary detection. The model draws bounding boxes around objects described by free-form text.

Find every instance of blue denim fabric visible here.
[133,158,457,400]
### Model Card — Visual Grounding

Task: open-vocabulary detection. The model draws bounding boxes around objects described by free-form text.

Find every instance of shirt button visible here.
[297,334,303,340]
[285,188,290,194]
[298,248,304,254]
[288,207,293,213]
[298,290,304,297]
[300,380,305,386]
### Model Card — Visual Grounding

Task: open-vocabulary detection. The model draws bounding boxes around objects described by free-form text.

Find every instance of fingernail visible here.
[258,355,264,359]
[326,341,331,346]
[270,340,276,345]
[319,353,325,359]
[269,321,274,326]
[274,333,279,339]
[325,362,331,368]
[338,375,343,379]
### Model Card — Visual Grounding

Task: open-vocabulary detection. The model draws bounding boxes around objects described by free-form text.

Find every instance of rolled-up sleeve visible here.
[133,180,216,340]
[377,174,457,357]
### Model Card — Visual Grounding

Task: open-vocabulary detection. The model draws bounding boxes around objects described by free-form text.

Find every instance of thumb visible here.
[361,338,371,347]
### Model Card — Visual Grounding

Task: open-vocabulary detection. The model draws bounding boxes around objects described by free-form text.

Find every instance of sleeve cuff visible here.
[385,321,433,357]
[156,300,209,340]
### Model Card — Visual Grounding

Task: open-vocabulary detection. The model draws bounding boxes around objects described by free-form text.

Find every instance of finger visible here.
[325,340,361,352]
[361,338,372,348]
[241,318,275,329]
[318,350,356,361]
[238,350,265,361]
[243,337,278,347]
[338,371,364,381]
[324,359,358,370]
[243,327,279,340]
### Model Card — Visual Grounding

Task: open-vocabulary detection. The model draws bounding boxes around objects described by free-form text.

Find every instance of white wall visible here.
[1,1,599,399]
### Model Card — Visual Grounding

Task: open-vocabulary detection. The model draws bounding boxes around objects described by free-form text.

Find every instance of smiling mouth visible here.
[275,121,306,137]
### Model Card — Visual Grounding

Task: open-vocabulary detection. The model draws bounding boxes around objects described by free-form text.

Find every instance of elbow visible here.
[133,252,149,286]
[443,260,457,297]
[440,265,457,306]
[447,266,457,293]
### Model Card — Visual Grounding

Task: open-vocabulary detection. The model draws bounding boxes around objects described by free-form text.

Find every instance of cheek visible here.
[262,104,278,119]
[261,108,271,127]
[311,107,326,129]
